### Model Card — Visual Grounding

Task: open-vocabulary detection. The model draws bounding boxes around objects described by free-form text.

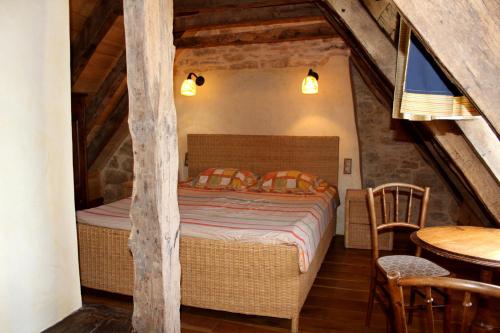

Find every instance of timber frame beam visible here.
[174,3,324,36]
[174,0,314,15]
[315,1,393,108]
[123,0,181,331]
[175,21,339,49]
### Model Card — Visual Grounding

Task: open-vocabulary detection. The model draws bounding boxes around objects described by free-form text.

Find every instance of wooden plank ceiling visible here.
[70,0,499,226]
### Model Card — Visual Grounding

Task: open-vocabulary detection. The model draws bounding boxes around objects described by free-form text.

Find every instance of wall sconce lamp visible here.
[302,69,319,95]
[181,72,205,96]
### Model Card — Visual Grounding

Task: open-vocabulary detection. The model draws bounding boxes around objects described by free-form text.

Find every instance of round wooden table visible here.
[411,226,500,268]
[411,226,500,332]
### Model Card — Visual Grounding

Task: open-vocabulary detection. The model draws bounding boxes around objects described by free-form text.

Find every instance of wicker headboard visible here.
[187,134,340,186]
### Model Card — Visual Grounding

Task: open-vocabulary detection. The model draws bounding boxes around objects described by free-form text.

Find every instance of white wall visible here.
[0,1,82,332]
[175,56,362,234]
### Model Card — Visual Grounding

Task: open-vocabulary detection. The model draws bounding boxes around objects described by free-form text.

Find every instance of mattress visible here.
[77,188,338,272]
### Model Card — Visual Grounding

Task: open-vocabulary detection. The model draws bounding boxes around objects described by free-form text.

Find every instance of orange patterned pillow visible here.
[260,170,301,193]
[230,170,259,191]
[260,170,331,194]
[194,168,238,189]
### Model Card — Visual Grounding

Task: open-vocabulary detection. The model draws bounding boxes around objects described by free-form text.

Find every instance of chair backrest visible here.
[367,183,430,260]
[387,272,500,333]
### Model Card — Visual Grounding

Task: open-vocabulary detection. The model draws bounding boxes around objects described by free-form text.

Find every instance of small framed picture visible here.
[343,158,352,174]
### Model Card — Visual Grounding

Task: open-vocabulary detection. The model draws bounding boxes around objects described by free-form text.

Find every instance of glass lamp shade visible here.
[181,78,197,96]
[302,75,318,94]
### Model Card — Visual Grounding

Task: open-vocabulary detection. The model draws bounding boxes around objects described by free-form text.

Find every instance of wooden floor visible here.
[45,235,499,333]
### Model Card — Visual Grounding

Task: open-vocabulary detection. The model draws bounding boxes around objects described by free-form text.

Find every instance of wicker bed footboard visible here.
[77,216,336,324]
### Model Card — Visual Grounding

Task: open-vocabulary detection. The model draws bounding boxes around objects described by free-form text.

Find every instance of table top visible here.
[411,226,500,268]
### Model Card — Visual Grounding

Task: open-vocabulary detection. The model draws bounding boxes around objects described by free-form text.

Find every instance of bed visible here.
[77,134,340,332]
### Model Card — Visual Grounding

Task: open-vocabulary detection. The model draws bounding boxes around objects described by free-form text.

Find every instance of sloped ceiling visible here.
[320,0,499,224]
[70,0,499,225]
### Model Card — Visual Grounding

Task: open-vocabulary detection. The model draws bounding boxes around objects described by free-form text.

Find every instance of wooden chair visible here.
[387,272,500,333]
[365,183,450,329]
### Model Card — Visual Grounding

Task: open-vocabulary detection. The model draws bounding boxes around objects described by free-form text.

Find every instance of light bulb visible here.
[181,78,197,96]
[302,75,318,94]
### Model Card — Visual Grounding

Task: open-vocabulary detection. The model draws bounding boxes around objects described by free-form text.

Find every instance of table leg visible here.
[471,269,494,333]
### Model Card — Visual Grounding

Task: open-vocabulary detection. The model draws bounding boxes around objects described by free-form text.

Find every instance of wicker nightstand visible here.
[344,189,393,250]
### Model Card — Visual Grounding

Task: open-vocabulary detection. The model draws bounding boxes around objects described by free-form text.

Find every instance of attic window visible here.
[392,20,480,121]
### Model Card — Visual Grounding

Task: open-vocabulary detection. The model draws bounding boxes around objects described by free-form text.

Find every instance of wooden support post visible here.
[123,0,180,332]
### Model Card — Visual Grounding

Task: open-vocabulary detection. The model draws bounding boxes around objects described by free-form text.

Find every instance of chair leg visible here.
[366,272,377,326]
[443,289,451,333]
[386,315,392,333]
[291,315,299,333]
[407,286,416,325]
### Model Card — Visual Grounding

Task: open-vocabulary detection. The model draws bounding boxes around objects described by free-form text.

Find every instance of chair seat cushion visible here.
[377,255,450,278]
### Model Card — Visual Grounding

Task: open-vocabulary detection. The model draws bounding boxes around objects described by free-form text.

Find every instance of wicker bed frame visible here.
[78,134,339,333]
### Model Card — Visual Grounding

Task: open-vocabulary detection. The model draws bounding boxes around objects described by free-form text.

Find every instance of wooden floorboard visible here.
[44,235,500,333]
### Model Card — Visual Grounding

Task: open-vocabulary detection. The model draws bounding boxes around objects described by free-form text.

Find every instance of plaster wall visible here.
[0,1,82,331]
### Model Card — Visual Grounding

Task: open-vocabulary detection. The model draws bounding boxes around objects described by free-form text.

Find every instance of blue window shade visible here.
[392,19,479,121]
[405,35,461,97]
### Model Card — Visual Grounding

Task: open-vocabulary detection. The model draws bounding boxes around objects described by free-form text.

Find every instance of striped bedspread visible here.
[76,188,338,272]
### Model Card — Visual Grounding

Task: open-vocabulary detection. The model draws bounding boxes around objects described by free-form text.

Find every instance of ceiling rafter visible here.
[71,0,122,85]
[86,52,127,132]
[315,1,393,108]
[174,0,313,15]
[174,3,324,35]
[175,21,339,49]
[87,91,128,168]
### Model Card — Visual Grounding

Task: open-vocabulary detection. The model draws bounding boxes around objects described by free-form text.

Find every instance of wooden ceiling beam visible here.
[407,121,497,226]
[175,22,339,49]
[174,0,313,15]
[174,3,324,34]
[71,0,122,85]
[426,121,500,222]
[86,52,127,132]
[87,91,128,168]
[315,1,393,108]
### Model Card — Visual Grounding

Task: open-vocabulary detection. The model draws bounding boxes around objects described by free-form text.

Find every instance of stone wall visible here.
[175,36,347,76]
[351,67,459,225]
[100,136,133,203]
